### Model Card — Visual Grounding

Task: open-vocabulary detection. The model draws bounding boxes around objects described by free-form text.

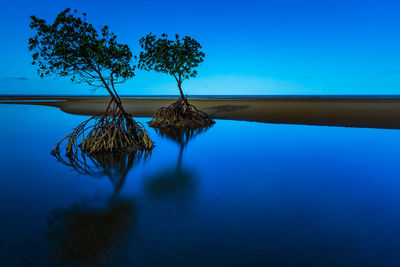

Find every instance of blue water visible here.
[2,104,400,266]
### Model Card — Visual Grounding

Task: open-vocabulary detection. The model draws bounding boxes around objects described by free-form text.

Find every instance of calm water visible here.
[2,104,400,266]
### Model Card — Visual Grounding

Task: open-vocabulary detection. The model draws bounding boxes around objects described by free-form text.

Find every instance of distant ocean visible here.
[3,94,400,100]
[3,94,400,98]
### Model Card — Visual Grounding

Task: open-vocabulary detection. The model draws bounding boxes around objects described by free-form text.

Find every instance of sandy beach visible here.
[2,95,400,129]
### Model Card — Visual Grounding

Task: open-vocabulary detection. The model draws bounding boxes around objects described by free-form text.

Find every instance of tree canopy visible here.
[28,8,135,99]
[138,33,205,98]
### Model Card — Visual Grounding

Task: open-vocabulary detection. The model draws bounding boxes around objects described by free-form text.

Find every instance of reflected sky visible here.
[2,104,400,265]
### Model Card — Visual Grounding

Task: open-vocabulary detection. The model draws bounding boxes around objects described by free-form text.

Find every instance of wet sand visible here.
[2,95,400,129]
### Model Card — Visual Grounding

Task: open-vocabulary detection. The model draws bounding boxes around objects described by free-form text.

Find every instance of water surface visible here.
[1,104,400,266]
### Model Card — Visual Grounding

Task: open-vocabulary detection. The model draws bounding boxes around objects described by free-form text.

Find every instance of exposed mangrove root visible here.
[51,102,154,158]
[148,97,215,129]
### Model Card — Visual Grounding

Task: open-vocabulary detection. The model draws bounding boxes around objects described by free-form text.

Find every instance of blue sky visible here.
[1,0,400,95]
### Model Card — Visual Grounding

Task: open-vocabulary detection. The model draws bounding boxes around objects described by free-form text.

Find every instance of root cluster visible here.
[148,97,215,129]
[52,105,153,158]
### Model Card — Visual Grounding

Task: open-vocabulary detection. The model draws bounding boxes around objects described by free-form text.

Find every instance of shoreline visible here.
[3,96,400,129]
[4,94,400,101]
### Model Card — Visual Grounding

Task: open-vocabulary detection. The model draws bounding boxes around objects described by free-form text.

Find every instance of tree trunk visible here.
[105,86,126,114]
[178,81,185,100]
[98,72,127,116]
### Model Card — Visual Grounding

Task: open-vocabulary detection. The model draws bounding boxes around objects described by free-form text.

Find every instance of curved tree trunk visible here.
[178,81,185,100]
[98,74,128,116]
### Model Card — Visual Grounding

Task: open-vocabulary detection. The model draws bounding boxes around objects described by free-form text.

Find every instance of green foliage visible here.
[138,33,205,84]
[28,8,135,89]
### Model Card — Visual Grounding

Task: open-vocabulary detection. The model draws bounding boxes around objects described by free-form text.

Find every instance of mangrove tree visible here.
[28,8,153,156]
[138,33,214,129]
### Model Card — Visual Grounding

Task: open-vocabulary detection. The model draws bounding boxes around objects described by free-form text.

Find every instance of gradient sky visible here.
[1,0,400,95]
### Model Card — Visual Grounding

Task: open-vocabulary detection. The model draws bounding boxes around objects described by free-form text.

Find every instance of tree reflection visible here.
[48,149,149,265]
[153,126,211,149]
[145,126,212,198]
[47,198,135,266]
[46,126,212,265]
[52,149,151,194]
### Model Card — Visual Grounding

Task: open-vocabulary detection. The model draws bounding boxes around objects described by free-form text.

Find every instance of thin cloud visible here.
[1,77,29,82]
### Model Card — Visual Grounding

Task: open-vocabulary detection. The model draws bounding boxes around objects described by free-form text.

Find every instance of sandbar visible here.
[2,95,400,129]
